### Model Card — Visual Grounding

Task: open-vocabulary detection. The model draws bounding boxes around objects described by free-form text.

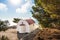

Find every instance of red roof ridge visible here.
[25,19,35,25]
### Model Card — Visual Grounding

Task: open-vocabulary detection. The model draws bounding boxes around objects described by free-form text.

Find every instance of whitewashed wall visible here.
[16,20,39,33]
[29,24,39,32]
[16,20,30,33]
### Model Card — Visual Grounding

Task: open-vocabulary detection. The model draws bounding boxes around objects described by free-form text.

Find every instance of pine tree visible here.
[32,0,60,28]
[13,18,21,23]
[0,20,8,31]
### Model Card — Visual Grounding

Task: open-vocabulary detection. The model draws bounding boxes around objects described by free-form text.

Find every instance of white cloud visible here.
[16,8,21,13]
[16,7,27,13]
[25,0,29,1]
[0,3,8,11]
[16,0,34,13]
[9,0,22,6]
[8,19,17,26]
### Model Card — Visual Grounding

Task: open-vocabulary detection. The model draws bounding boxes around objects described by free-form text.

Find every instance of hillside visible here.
[0,28,60,40]
[34,28,60,40]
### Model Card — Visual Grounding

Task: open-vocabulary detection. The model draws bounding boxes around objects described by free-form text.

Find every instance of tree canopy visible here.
[0,20,9,31]
[13,18,21,23]
[32,0,60,28]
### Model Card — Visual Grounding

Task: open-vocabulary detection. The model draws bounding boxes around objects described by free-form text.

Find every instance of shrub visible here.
[0,20,8,31]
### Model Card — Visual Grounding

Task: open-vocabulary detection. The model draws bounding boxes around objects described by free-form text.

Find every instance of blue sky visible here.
[0,0,34,18]
[0,0,38,25]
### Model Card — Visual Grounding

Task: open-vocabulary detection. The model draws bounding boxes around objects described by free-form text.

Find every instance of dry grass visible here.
[0,28,60,40]
[0,29,18,40]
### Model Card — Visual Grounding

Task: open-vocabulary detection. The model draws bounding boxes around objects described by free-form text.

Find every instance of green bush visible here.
[0,20,8,31]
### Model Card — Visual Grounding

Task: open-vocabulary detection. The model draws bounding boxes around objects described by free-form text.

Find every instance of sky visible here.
[0,0,37,26]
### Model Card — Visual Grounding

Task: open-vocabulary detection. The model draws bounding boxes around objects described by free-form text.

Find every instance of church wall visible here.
[29,24,39,32]
[16,20,30,33]
[16,19,39,33]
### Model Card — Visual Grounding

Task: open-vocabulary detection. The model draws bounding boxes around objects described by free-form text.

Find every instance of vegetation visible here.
[32,0,60,28]
[0,20,9,31]
[13,18,21,23]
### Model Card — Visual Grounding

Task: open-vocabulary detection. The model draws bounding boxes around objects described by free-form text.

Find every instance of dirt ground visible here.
[34,28,60,40]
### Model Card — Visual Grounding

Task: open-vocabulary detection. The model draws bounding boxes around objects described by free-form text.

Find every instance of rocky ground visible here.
[34,28,60,40]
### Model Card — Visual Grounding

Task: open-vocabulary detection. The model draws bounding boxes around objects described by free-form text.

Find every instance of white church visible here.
[16,19,39,33]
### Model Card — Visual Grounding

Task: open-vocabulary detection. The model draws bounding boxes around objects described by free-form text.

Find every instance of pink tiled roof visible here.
[26,19,35,25]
